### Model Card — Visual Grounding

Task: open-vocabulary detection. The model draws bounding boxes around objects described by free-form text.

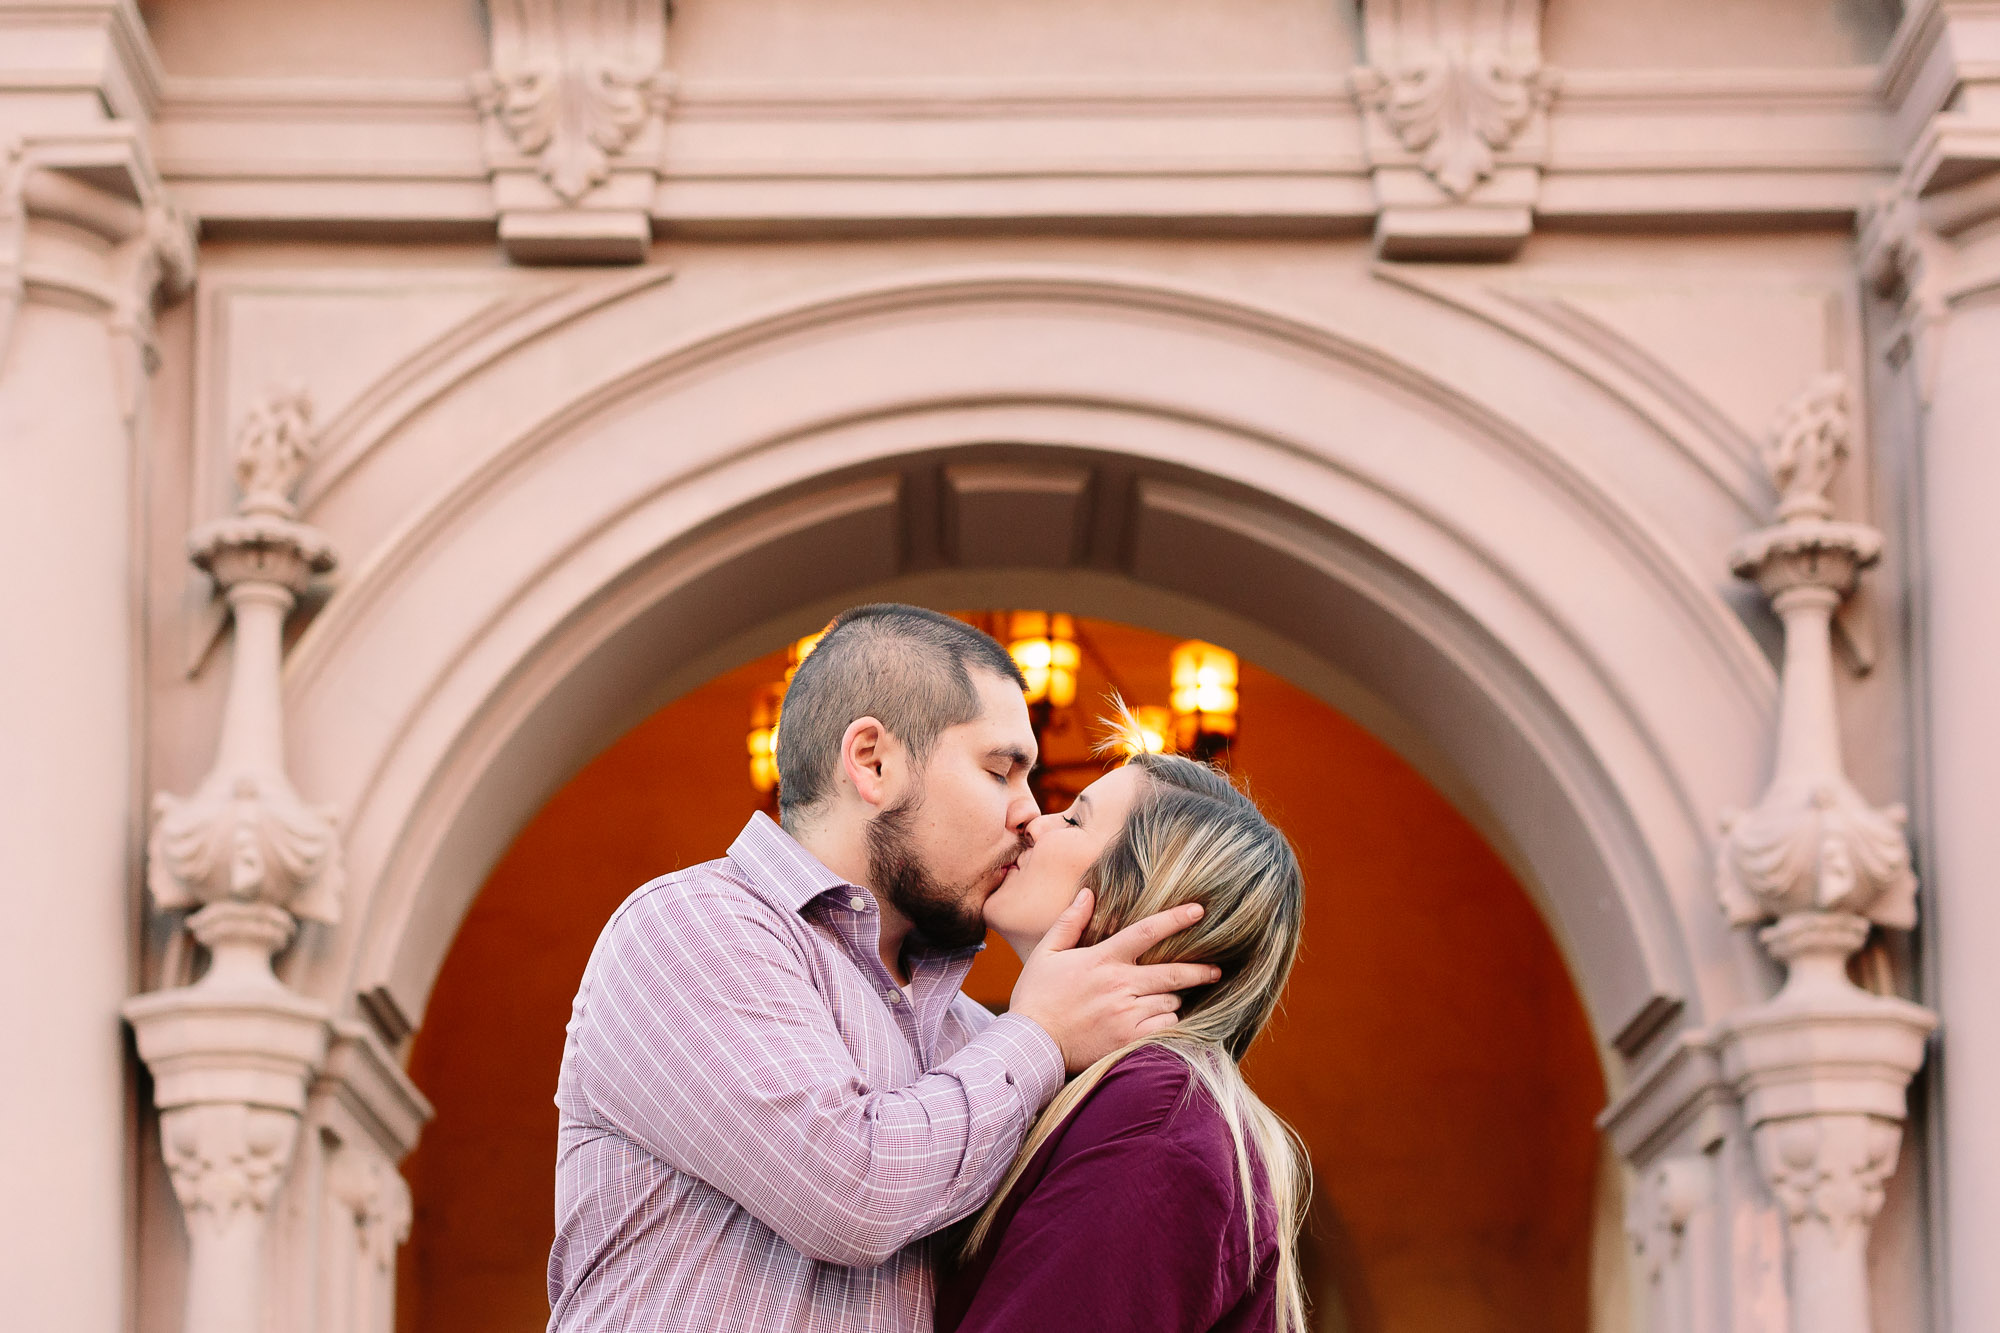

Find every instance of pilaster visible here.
[0,8,187,1332]
[1862,8,2000,1331]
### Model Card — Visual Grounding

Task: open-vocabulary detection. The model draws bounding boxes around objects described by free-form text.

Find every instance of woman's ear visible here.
[840,716,897,810]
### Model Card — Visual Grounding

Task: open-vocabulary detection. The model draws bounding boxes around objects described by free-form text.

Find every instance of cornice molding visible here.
[146,67,1898,234]
[0,0,163,122]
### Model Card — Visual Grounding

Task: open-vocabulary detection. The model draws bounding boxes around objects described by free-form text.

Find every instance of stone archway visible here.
[153,262,1795,1331]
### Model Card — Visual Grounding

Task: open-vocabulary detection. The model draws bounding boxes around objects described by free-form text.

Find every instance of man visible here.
[548,603,1216,1331]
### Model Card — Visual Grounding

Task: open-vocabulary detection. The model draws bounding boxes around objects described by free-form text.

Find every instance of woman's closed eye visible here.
[1061,813,1080,828]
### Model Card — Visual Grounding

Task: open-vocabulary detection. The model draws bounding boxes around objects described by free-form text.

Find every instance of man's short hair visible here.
[777,604,1026,826]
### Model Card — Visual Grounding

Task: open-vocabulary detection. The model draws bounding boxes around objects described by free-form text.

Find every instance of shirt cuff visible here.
[978,1012,1066,1112]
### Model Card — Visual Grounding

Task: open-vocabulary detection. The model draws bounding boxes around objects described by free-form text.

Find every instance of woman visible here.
[935,716,1310,1333]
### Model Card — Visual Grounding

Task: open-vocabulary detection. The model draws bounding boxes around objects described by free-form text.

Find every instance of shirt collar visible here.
[727,811,854,914]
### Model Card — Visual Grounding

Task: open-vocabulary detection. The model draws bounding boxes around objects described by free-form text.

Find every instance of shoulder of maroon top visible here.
[1056,1043,1210,1147]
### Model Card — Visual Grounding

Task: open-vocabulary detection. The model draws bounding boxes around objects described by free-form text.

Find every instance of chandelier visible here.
[747,614,1239,806]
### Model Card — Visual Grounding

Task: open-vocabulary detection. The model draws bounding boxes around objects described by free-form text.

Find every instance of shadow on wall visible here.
[397,616,1603,1333]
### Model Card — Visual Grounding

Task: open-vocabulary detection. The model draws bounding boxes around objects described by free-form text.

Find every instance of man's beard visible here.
[865,789,1024,951]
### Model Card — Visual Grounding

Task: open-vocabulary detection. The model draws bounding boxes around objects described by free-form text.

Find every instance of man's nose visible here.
[1009,795,1040,839]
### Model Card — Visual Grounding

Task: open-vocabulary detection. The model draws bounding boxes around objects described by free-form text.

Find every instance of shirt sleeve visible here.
[570,877,1066,1268]
[950,1072,1250,1333]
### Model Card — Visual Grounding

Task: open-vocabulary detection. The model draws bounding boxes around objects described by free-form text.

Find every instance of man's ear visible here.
[840,716,899,810]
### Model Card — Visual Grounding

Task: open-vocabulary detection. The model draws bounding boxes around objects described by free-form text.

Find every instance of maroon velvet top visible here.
[935,1045,1280,1333]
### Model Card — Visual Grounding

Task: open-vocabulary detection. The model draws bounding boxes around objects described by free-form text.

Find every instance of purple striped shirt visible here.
[548,812,1065,1332]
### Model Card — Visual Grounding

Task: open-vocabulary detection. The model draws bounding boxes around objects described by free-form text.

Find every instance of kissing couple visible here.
[547,604,1309,1332]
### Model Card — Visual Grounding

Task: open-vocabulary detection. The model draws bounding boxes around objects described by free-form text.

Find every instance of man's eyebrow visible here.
[988,744,1034,771]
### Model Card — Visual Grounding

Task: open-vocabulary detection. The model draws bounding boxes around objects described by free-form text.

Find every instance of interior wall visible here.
[397,615,1603,1333]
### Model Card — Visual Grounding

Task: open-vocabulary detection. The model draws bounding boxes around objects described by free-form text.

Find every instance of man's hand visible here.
[1007,890,1220,1073]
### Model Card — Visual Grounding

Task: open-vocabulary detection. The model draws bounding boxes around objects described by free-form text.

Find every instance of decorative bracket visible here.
[472,0,674,264]
[1352,0,1556,260]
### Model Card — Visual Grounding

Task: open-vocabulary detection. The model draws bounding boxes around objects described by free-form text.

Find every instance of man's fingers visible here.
[1129,961,1224,995]
[1096,902,1204,962]
[1032,888,1094,956]
[1136,992,1182,1018]
[1135,1011,1181,1036]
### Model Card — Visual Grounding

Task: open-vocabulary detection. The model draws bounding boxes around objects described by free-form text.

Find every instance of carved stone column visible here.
[1862,6,2000,1325]
[1351,0,1556,260]
[473,0,674,263]
[124,390,345,1333]
[0,7,190,1329]
[1711,374,1936,1333]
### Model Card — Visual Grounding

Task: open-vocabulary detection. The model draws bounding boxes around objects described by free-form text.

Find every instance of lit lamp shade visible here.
[1007,611,1080,708]
[747,681,786,793]
[1126,705,1173,756]
[1170,640,1239,753]
[785,630,827,681]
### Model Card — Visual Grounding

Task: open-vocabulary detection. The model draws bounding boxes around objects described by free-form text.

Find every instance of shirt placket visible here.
[826,888,930,1066]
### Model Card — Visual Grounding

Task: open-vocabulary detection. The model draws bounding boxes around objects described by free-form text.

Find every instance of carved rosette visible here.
[473,0,674,263]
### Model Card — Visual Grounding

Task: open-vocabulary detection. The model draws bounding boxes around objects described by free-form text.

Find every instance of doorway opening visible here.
[395,613,1605,1333]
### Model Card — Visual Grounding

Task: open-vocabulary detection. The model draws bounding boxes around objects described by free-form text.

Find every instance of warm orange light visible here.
[747,681,786,793]
[1170,639,1239,751]
[1124,705,1173,757]
[1007,611,1080,708]
[785,630,826,681]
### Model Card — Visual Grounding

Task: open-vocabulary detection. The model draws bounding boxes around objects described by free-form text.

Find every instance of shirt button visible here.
[848,895,867,911]
[885,989,902,1004]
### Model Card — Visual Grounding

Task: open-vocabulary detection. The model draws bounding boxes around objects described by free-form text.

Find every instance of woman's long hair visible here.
[961,712,1310,1333]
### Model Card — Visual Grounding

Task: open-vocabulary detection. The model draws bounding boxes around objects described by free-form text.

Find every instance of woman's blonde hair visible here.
[961,708,1310,1333]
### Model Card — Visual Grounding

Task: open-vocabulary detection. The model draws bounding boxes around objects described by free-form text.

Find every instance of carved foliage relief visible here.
[473,0,673,204]
[1353,0,1555,200]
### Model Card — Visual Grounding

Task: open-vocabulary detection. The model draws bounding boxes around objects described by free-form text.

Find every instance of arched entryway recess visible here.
[262,264,1781,1308]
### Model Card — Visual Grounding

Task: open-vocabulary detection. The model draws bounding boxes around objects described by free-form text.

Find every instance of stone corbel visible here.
[1711,373,1936,1333]
[0,127,194,415]
[472,0,674,264]
[1351,0,1556,260]
[124,388,345,1333]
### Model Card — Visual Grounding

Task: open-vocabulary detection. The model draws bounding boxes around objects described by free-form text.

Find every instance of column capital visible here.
[0,0,164,128]
[1865,1,2000,393]
[0,125,194,412]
